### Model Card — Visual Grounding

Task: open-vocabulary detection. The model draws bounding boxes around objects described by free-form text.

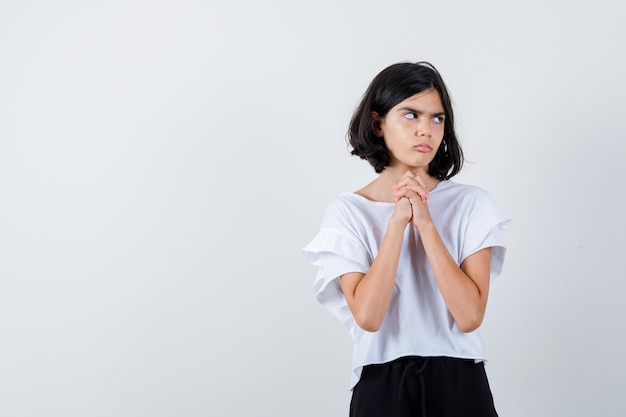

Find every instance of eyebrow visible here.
[397,107,446,117]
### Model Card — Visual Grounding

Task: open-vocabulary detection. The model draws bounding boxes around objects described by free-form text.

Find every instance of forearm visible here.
[417,222,489,332]
[342,218,406,332]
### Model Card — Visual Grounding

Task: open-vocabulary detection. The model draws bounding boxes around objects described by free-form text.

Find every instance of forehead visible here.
[392,88,444,112]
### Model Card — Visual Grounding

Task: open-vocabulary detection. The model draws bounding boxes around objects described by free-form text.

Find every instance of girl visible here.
[302,61,511,417]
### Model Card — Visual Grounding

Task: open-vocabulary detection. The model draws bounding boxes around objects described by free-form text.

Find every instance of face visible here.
[373,88,445,173]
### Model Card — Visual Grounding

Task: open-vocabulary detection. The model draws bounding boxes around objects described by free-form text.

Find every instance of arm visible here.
[417,223,491,332]
[339,199,411,332]
[395,172,492,333]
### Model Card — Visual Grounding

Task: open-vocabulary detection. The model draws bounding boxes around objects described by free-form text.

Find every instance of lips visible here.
[414,144,432,152]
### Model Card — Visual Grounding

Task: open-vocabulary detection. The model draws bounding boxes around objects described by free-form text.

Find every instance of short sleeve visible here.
[302,228,371,336]
[461,194,513,280]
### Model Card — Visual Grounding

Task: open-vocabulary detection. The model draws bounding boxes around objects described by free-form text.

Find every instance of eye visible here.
[404,112,417,120]
[433,115,445,124]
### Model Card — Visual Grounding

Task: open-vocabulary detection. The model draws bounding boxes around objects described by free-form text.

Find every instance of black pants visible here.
[350,356,498,417]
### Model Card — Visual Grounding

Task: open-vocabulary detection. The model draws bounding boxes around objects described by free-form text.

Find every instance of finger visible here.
[394,178,417,192]
[396,188,422,207]
[395,182,428,203]
[410,178,429,202]
[393,186,409,202]
[394,186,411,201]
[393,180,418,197]
[402,170,414,180]
[394,187,423,205]
[414,176,430,200]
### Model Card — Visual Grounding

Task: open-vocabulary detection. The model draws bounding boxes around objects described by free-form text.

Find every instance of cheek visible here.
[434,124,445,138]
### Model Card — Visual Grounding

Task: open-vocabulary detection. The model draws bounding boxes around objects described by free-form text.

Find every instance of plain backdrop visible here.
[1,1,625,416]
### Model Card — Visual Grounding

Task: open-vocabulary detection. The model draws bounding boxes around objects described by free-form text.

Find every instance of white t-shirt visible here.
[302,180,512,389]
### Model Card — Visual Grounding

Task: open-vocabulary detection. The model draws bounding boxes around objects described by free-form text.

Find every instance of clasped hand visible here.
[391,171,433,229]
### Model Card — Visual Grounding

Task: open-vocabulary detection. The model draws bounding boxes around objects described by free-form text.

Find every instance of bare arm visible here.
[339,199,411,332]
[395,172,492,333]
[418,223,491,332]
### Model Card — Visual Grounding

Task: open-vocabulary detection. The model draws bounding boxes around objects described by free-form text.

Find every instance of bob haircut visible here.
[348,61,464,178]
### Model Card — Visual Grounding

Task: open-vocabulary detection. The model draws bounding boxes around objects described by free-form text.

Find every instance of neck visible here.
[357,166,442,203]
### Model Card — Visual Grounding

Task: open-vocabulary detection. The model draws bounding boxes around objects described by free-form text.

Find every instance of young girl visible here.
[302,61,511,417]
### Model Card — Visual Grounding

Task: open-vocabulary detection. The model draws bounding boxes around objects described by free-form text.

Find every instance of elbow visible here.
[456,313,484,333]
[354,312,383,333]
[359,321,382,333]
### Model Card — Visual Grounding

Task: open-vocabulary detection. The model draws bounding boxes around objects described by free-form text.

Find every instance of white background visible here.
[1,1,625,416]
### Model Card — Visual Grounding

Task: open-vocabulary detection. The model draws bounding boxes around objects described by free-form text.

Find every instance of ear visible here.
[371,112,383,137]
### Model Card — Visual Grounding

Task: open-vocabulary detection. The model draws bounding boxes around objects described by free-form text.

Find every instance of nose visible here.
[415,118,432,137]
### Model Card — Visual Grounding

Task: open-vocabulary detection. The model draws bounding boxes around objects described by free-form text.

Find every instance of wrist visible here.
[416,220,436,234]
[388,216,408,232]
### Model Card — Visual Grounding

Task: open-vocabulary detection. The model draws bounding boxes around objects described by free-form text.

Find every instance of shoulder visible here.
[322,193,370,226]
[326,192,361,211]
[431,181,508,228]
[323,192,385,217]
[320,192,392,233]
[435,180,493,206]
[437,181,512,232]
